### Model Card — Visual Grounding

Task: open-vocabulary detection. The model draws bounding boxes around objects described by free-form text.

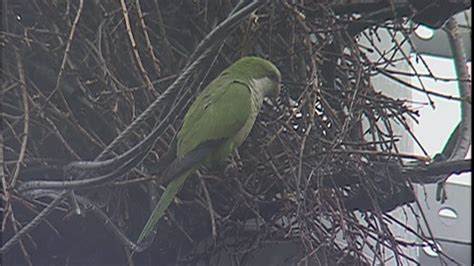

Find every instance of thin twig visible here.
[136,0,161,77]
[44,0,84,104]
[120,0,155,93]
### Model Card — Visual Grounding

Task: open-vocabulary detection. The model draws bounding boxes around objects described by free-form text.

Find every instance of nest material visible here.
[2,0,470,265]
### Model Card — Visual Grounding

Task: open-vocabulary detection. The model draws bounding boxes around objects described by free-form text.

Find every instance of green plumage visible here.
[177,80,251,160]
[137,56,281,246]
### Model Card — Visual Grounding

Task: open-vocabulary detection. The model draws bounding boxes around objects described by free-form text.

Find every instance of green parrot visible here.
[137,56,281,246]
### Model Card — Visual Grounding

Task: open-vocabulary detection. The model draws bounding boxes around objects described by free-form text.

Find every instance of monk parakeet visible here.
[137,56,281,245]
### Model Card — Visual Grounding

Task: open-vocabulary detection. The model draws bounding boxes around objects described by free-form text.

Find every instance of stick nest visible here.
[3,1,464,265]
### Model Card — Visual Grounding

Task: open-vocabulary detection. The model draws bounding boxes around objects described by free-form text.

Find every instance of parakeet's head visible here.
[225,56,281,98]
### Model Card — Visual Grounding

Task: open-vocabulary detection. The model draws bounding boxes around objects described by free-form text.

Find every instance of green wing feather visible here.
[177,77,252,158]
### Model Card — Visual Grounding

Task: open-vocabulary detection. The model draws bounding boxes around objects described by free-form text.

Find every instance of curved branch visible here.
[414,17,472,186]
